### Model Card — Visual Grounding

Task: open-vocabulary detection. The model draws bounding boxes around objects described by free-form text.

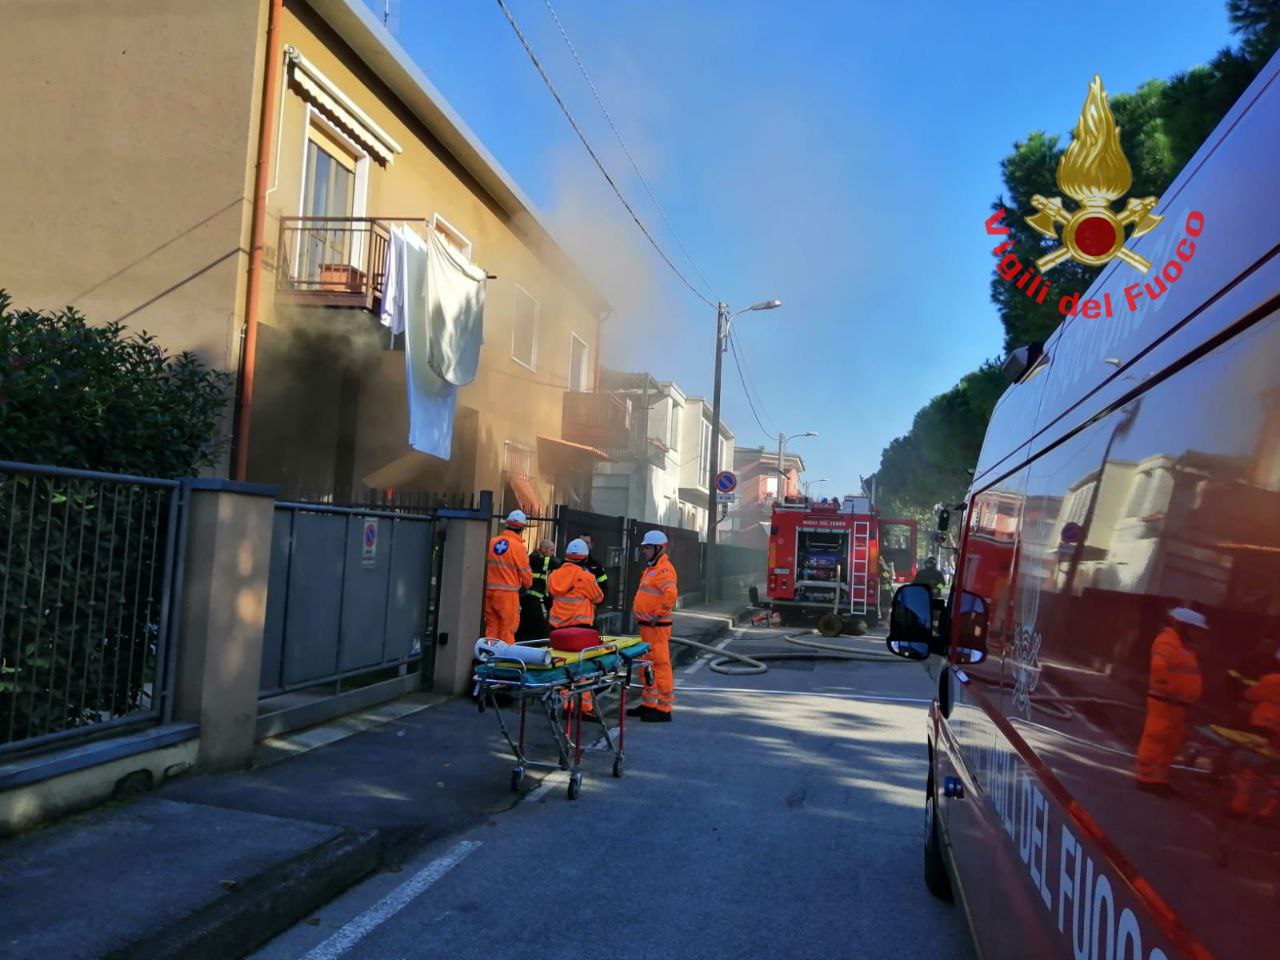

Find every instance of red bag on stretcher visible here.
[549,627,601,652]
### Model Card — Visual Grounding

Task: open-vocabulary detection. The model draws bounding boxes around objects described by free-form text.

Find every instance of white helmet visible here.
[641,530,668,547]
[565,538,589,559]
[505,509,528,528]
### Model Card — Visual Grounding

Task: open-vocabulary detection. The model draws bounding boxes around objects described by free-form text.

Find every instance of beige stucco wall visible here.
[248,0,604,503]
[0,0,268,450]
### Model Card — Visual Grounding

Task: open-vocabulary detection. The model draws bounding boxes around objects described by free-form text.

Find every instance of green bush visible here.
[0,293,230,747]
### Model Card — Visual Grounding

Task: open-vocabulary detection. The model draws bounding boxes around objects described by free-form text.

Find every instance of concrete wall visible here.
[0,0,267,470]
[248,0,605,502]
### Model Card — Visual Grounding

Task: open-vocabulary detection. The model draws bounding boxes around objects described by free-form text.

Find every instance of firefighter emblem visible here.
[1025,75,1163,274]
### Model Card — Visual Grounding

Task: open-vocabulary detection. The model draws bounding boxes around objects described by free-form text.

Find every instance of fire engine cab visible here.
[756,494,918,635]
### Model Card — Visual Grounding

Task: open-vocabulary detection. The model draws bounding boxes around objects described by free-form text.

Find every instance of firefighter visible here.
[628,530,678,723]
[516,538,557,642]
[1228,644,1280,821]
[549,538,605,719]
[484,510,533,645]
[913,557,946,595]
[578,534,610,611]
[1135,607,1206,796]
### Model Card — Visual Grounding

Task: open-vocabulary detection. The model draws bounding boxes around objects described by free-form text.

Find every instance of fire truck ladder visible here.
[849,521,870,615]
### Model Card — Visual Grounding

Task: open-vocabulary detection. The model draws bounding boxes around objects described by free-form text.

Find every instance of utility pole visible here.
[705,303,728,601]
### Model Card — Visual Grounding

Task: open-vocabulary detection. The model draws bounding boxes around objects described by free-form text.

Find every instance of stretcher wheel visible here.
[510,767,525,791]
[612,756,624,778]
[567,771,583,800]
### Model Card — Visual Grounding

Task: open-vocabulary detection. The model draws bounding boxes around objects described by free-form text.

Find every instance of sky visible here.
[366,0,1236,495]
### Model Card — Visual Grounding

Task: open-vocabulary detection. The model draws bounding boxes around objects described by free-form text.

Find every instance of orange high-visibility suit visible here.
[548,563,603,629]
[549,563,604,713]
[1135,627,1202,785]
[633,552,678,715]
[484,529,532,644]
[1230,671,1280,819]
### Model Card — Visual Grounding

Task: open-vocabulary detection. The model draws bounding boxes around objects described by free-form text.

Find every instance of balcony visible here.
[276,217,390,313]
[563,392,632,453]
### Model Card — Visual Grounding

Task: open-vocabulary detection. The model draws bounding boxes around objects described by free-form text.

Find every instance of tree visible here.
[0,294,230,746]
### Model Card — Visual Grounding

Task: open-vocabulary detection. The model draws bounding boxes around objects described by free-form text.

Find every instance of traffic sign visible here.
[362,519,378,568]
[714,470,737,494]
[716,492,736,503]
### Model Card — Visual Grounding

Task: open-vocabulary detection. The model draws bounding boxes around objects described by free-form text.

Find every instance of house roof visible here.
[307,0,611,315]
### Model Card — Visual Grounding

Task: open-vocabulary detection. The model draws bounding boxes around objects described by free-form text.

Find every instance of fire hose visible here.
[670,628,909,676]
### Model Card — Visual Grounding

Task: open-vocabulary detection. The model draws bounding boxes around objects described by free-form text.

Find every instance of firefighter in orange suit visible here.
[484,510,533,645]
[549,538,604,718]
[1135,607,1206,796]
[1228,645,1280,821]
[628,530,678,723]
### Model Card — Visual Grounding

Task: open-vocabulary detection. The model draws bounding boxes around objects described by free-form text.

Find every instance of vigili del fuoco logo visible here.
[984,75,1205,319]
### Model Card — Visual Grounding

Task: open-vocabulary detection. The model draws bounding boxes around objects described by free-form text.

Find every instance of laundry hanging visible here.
[422,227,487,386]
[384,225,456,460]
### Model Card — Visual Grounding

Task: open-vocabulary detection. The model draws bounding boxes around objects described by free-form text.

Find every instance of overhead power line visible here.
[727,334,775,437]
[541,0,719,304]
[728,330,778,434]
[494,0,716,309]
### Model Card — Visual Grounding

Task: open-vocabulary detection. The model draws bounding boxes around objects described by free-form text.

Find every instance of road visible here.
[251,626,976,960]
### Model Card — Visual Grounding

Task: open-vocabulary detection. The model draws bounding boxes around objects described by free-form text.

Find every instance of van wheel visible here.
[924,777,953,900]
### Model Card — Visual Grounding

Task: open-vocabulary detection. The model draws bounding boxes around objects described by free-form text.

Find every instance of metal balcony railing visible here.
[276,217,391,312]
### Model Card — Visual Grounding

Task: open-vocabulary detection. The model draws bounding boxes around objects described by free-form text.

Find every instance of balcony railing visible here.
[276,217,391,312]
[562,392,632,451]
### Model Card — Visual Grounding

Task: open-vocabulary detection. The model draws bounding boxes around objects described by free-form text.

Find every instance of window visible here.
[300,128,357,279]
[512,286,538,370]
[765,476,779,498]
[569,333,589,392]
[432,213,473,260]
[669,400,682,452]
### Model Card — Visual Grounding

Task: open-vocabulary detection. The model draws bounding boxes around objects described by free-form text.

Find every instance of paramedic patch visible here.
[493,539,509,556]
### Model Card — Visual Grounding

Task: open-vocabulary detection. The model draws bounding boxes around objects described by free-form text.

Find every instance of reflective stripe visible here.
[486,583,521,592]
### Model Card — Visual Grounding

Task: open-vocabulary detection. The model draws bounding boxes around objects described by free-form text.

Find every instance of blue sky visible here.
[368,0,1235,493]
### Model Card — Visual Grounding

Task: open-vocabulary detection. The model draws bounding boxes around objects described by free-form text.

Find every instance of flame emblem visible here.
[1025,76,1163,273]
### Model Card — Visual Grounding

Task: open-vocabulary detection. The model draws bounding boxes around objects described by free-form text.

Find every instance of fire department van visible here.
[886,53,1280,960]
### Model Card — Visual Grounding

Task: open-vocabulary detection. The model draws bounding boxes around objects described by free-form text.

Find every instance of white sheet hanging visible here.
[380,225,407,336]
[397,227,457,460]
[423,228,486,387]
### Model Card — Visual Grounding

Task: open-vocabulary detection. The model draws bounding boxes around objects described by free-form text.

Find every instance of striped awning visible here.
[508,473,542,516]
[286,46,403,164]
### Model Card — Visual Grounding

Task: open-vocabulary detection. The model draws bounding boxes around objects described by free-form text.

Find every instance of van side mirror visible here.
[886,584,937,660]
[937,508,950,532]
[1001,341,1045,383]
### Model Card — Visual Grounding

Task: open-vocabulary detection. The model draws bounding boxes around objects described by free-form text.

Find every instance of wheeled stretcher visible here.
[473,636,652,800]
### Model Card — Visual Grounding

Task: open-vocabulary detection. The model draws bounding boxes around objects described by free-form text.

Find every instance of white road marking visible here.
[680,632,738,678]
[299,841,481,960]
[677,685,931,704]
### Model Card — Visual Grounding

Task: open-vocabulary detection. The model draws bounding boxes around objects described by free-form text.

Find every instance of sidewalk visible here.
[0,603,743,960]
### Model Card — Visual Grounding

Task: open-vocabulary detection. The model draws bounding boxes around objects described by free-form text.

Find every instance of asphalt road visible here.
[251,626,976,960]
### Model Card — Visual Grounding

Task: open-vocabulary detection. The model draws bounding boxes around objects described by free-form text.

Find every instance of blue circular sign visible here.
[363,523,377,548]
[715,471,737,493]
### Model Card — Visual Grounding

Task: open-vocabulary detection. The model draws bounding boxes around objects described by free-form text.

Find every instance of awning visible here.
[508,473,542,515]
[286,46,403,164]
[537,435,611,461]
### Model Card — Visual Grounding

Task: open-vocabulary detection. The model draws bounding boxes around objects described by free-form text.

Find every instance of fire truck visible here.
[752,495,918,635]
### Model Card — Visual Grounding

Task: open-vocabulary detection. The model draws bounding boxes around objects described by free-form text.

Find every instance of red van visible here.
[887,52,1280,960]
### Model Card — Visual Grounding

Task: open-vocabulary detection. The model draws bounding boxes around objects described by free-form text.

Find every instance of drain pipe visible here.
[232,0,285,481]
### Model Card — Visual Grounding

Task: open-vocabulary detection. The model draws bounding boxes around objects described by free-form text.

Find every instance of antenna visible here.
[381,0,401,34]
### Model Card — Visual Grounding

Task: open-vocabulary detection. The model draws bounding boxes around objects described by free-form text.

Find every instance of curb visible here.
[111,829,382,960]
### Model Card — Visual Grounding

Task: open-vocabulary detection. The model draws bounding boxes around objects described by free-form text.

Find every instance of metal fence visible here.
[259,500,446,698]
[625,518,703,604]
[555,508,626,611]
[0,461,183,756]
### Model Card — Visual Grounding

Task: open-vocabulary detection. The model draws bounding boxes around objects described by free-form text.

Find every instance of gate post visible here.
[432,491,493,696]
[172,479,277,771]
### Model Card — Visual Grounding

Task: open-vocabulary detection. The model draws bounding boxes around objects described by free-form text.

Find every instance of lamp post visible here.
[777,431,818,498]
[706,299,782,601]
[802,478,830,497]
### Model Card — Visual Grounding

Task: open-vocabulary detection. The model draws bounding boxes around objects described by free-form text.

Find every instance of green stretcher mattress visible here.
[474,636,651,686]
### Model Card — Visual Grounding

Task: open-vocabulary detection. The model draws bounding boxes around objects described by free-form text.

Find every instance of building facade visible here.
[1,0,609,509]
[725,447,805,549]
[563,370,734,537]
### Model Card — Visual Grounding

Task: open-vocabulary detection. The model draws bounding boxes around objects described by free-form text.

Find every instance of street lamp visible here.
[706,298,782,600]
[802,478,830,497]
[777,431,818,496]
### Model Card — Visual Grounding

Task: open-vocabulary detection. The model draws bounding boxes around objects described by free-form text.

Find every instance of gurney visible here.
[473,635,652,800]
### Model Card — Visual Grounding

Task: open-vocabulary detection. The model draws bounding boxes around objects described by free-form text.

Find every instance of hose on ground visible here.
[669,629,909,676]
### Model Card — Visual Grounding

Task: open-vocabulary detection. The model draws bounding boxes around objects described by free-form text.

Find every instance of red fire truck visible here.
[754,495,918,635]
